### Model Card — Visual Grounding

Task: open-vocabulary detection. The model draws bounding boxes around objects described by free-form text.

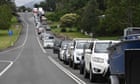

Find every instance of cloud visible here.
[15,0,34,6]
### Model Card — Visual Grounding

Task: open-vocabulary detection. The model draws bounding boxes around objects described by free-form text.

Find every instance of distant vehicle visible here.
[45,25,51,31]
[41,16,47,25]
[53,40,61,54]
[33,8,38,14]
[84,40,120,82]
[37,27,45,35]
[43,35,55,48]
[38,7,45,16]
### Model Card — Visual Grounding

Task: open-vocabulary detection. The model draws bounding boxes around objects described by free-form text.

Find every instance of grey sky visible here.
[15,0,45,7]
[15,0,34,6]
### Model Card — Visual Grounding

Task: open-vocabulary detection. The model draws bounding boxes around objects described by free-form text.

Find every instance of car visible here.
[45,25,51,31]
[83,40,120,82]
[40,33,50,40]
[59,40,70,61]
[79,41,93,74]
[53,40,61,54]
[69,38,94,69]
[37,27,45,35]
[42,35,55,48]
[63,41,73,65]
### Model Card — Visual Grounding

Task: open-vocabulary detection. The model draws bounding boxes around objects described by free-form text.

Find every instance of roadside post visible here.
[8,30,14,46]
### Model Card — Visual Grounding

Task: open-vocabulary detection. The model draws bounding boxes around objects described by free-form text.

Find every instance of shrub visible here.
[61,28,66,32]
[60,13,80,28]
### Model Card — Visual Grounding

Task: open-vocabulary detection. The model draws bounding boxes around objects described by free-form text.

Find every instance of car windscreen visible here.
[94,42,110,53]
[76,42,87,49]
[84,42,93,49]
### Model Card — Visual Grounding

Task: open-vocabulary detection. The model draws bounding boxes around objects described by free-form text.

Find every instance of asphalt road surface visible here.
[0,13,104,84]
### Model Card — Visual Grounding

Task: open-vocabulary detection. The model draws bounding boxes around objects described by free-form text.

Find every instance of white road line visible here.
[13,14,29,62]
[34,22,46,53]
[36,36,47,53]
[48,56,86,84]
[0,61,13,76]
[0,14,29,76]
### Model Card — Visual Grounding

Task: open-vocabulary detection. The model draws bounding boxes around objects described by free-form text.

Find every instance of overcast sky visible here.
[15,0,44,7]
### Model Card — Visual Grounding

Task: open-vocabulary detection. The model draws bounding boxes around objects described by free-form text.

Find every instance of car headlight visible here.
[93,57,104,63]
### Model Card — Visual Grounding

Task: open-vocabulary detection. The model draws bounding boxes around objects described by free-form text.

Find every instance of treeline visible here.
[0,0,16,30]
[46,0,140,36]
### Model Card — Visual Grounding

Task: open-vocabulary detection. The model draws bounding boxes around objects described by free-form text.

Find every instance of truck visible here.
[108,27,140,84]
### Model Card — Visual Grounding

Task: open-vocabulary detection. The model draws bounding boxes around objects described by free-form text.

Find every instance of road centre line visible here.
[48,56,86,84]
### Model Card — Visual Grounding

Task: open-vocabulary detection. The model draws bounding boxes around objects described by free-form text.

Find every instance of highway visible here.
[0,13,103,84]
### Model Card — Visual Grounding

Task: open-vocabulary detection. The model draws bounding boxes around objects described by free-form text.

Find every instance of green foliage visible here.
[60,13,80,28]
[0,4,12,30]
[98,0,140,36]
[79,0,99,35]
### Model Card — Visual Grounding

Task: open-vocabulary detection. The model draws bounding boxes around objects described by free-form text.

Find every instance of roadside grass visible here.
[0,16,22,50]
[50,22,120,40]
[96,36,121,40]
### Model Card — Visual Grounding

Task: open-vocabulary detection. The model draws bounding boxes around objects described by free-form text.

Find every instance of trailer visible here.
[108,27,140,84]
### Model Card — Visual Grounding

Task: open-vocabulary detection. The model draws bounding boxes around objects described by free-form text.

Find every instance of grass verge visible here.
[0,16,22,50]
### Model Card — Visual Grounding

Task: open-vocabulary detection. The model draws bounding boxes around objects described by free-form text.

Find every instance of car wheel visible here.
[72,62,77,69]
[84,66,89,78]
[89,66,96,82]
[69,59,72,67]
[80,62,84,74]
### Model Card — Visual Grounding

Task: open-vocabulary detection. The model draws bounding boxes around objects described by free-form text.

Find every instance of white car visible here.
[59,40,70,61]
[43,36,55,48]
[70,38,94,69]
[84,40,120,82]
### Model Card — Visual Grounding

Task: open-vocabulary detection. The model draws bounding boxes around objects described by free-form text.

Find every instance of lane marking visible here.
[34,19,46,54]
[0,61,13,76]
[36,36,47,53]
[13,14,29,62]
[48,56,86,84]
[0,13,29,77]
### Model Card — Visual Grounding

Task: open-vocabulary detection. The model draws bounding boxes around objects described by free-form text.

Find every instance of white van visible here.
[84,40,120,82]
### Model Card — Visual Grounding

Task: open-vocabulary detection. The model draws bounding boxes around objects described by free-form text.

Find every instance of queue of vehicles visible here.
[32,8,140,84]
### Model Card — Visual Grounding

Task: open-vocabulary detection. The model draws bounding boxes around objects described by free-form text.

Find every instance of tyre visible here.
[108,75,119,84]
[89,66,96,82]
[84,66,89,78]
[72,62,77,69]
[79,62,84,74]
[69,59,72,67]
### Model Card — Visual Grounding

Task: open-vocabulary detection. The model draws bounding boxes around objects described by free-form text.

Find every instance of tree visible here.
[100,0,140,36]
[79,0,99,35]
[60,13,80,28]
[0,4,12,30]
[46,0,56,11]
